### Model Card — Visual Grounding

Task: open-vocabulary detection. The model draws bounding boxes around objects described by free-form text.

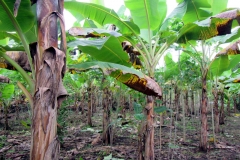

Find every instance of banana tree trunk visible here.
[87,87,92,126]
[92,88,97,113]
[174,86,180,120]
[144,95,154,160]
[184,90,190,116]
[212,90,219,133]
[191,90,195,115]
[199,75,208,151]
[30,0,67,159]
[4,103,10,130]
[219,92,225,125]
[81,93,85,115]
[233,96,237,113]
[169,87,172,107]
[102,86,112,144]
[227,98,230,116]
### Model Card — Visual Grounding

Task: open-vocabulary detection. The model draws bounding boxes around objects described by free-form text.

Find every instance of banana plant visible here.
[1,0,68,158]
[177,2,240,150]
[64,0,230,158]
[64,0,193,158]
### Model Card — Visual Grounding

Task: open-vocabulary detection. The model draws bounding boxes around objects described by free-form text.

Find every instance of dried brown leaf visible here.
[216,40,240,56]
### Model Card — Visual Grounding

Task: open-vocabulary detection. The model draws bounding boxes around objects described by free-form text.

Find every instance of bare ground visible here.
[0,105,240,160]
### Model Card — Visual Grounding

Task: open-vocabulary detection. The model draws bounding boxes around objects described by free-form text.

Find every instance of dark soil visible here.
[0,105,240,160]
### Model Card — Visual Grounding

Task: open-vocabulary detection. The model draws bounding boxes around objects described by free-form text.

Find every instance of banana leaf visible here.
[182,0,212,24]
[124,0,167,30]
[68,61,162,98]
[0,0,35,32]
[68,36,131,66]
[178,9,240,43]
[64,1,140,35]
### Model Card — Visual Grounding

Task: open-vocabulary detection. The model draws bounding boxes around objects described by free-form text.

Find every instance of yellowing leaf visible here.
[109,70,162,98]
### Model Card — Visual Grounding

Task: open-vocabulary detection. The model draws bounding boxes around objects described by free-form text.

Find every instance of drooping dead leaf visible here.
[212,9,240,35]
[216,40,240,56]
[122,41,140,55]
[203,9,240,36]
[122,41,142,69]
[178,9,240,42]
[107,69,162,98]
[69,61,162,98]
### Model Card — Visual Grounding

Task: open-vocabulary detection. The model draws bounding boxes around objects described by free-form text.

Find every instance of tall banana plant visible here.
[177,1,240,151]
[0,0,68,159]
[63,0,194,159]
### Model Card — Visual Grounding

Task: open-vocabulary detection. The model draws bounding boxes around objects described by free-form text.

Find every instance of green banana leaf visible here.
[68,61,162,98]
[0,0,34,32]
[208,0,228,15]
[124,0,167,30]
[208,55,230,77]
[163,53,179,80]
[160,1,187,31]
[182,0,212,24]
[208,41,240,78]
[68,36,131,66]
[64,1,140,35]
[0,32,20,43]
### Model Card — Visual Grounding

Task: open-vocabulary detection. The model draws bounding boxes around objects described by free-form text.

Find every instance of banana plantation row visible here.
[0,0,240,159]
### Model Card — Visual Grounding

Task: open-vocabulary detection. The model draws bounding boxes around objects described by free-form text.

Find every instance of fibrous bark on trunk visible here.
[30,0,67,159]
[233,96,237,113]
[184,90,190,116]
[87,86,92,127]
[212,89,219,133]
[174,86,180,120]
[227,98,230,116]
[4,103,10,130]
[102,80,112,144]
[219,92,225,125]
[200,76,208,152]
[144,95,154,160]
[191,90,195,115]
